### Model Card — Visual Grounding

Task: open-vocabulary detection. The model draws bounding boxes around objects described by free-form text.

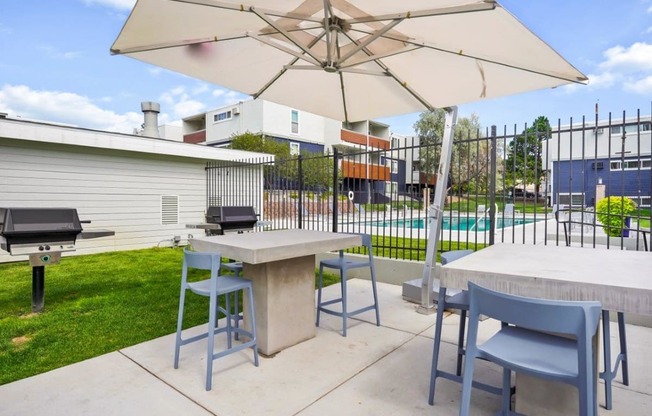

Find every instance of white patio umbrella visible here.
[111,0,586,124]
[111,0,587,310]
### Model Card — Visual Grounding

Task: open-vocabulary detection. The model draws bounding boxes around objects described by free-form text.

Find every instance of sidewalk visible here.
[1,280,650,415]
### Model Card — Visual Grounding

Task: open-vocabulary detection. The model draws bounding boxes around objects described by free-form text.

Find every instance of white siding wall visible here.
[0,139,219,263]
[206,100,264,141]
[543,130,652,163]
[261,101,320,141]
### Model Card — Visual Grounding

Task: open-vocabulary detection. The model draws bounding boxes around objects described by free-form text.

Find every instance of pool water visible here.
[369,217,539,231]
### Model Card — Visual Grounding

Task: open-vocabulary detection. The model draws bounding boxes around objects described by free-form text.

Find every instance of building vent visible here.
[161,195,179,225]
[232,107,240,115]
[141,101,161,138]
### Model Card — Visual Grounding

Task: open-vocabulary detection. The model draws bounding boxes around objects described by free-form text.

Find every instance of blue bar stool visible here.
[316,233,380,337]
[174,248,258,391]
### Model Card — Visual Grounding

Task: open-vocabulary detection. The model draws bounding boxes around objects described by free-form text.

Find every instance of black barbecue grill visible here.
[186,206,259,236]
[0,207,115,312]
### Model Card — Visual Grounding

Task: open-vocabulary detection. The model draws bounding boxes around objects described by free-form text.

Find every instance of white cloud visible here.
[191,83,210,95]
[586,72,618,89]
[648,5,652,13]
[158,85,206,119]
[646,27,652,34]
[624,75,652,94]
[81,0,135,10]
[148,68,163,76]
[0,84,142,133]
[565,42,652,96]
[212,89,227,97]
[599,42,652,72]
[173,100,205,118]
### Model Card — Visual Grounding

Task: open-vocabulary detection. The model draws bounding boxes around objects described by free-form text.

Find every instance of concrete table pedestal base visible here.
[243,255,316,356]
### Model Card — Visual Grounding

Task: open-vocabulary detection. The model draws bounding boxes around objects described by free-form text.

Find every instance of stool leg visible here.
[428,288,447,405]
[501,369,511,414]
[316,264,324,327]
[341,268,348,337]
[618,312,629,386]
[246,285,259,367]
[601,310,613,410]
[174,286,187,369]
[369,261,380,327]
[225,294,232,349]
[234,291,240,341]
[206,290,218,391]
[456,309,467,377]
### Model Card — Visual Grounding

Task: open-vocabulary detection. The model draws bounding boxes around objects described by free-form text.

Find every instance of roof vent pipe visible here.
[141,101,160,138]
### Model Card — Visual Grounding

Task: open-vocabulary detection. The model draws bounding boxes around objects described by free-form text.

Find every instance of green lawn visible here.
[0,247,343,385]
[0,242,477,386]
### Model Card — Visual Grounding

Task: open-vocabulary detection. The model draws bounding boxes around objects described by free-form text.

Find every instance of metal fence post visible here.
[298,155,303,229]
[489,125,497,245]
[332,148,339,233]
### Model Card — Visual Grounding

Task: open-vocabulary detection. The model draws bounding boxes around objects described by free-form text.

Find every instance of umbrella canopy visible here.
[111,0,586,123]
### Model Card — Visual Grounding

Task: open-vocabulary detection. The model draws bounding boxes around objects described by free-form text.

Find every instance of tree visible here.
[413,110,491,194]
[229,131,290,160]
[504,116,550,195]
[413,109,446,187]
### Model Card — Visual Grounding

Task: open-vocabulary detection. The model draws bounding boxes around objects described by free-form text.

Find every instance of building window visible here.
[610,123,651,135]
[385,181,398,199]
[627,196,651,208]
[557,193,584,207]
[290,142,300,156]
[610,158,651,171]
[391,160,398,174]
[291,110,299,134]
[391,137,400,149]
[213,110,232,123]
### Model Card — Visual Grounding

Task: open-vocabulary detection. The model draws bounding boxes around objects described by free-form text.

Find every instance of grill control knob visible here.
[45,245,51,250]
[39,245,45,251]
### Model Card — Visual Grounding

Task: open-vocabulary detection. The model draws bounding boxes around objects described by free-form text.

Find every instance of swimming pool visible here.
[367,216,540,231]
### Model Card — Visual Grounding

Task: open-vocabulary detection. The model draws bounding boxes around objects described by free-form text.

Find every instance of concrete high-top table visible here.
[190,229,361,356]
[436,243,652,414]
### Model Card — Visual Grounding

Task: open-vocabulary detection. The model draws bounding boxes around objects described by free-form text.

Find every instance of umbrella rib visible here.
[250,7,323,65]
[110,25,322,55]
[248,33,321,67]
[252,30,327,100]
[344,1,496,24]
[169,0,323,23]
[285,65,388,76]
[367,30,588,84]
[339,45,421,69]
[341,31,436,112]
[337,19,404,65]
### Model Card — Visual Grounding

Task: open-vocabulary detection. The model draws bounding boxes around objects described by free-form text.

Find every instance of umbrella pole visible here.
[417,106,457,314]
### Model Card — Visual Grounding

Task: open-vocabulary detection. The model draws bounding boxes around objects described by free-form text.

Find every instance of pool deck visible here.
[1,279,651,416]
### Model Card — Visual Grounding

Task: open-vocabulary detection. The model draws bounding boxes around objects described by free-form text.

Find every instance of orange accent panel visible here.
[184,130,206,144]
[419,172,437,185]
[340,130,390,150]
[341,160,390,181]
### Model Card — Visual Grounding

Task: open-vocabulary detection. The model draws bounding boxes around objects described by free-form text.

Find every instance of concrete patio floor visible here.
[1,279,651,416]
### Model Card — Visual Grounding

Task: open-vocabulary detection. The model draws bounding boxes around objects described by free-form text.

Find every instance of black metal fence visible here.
[207,104,652,259]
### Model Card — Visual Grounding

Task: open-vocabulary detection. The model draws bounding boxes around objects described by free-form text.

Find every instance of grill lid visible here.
[0,208,82,236]
[0,208,84,255]
[205,206,258,225]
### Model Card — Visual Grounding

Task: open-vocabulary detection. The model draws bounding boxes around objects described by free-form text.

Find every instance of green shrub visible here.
[596,196,637,237]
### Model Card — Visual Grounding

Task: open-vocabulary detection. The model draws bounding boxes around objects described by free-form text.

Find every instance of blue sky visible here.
[0,0,651,135]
